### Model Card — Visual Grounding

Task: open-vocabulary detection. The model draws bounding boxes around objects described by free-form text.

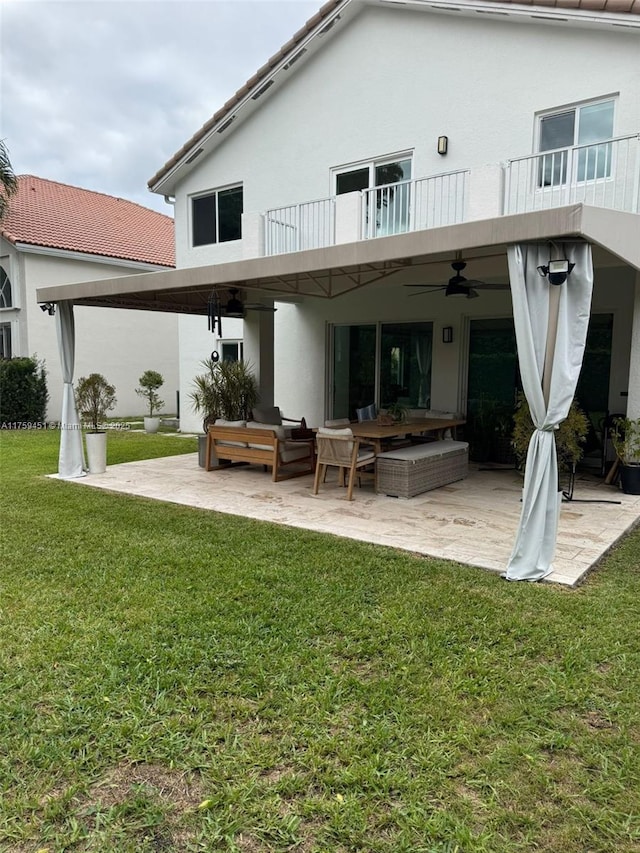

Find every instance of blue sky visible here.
[1,0,319,213]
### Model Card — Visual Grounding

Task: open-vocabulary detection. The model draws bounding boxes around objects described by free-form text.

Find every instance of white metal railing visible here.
[361,170,469,239]
[504,134,640,215]
[264,196,336,255]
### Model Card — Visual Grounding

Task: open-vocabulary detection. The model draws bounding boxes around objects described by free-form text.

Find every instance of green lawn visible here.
[1,429,639,853]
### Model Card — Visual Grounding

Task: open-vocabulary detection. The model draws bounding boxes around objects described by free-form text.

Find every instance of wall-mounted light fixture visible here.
[537,258,575,286]
[40,302,56,316]
[442,325,453,344]
[437,135,448,155]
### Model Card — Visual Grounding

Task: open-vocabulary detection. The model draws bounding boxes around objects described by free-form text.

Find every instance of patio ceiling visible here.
[36,204,640,314]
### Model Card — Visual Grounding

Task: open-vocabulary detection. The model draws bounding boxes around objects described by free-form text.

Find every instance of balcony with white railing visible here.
[264,197,336,256]
[361,170,469,239]
[261,140,639,257]
[504,134,640,215]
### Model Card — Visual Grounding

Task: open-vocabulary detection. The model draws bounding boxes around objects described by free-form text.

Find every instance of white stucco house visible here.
[1,176,180,419]
[37,0,639,438]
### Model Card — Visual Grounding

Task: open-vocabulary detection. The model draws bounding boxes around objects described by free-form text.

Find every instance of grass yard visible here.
[1,429,639,853]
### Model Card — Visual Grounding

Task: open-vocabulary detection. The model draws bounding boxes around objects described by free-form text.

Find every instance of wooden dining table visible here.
[349,417,466,454]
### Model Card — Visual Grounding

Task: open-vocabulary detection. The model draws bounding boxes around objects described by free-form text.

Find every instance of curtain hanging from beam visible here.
[56,300,86,479]
[505,242,593,581]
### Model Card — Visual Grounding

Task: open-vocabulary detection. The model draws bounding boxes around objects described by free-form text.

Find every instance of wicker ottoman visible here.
[376,440,469,498]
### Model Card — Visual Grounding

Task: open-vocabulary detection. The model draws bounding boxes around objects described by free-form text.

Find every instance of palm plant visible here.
[0,140,18,222]
[190,358,259,431]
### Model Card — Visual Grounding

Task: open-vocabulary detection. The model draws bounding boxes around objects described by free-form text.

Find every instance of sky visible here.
[1,0,320,215]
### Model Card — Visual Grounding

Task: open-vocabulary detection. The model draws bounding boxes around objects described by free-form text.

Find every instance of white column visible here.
[627,270,640,419]
[243,309,274,406]
[334,191,362,244]
[242,212,265,259]
[466,164,504,221]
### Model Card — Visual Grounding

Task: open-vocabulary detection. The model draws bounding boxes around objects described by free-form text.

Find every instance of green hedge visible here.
[0,357,49,425]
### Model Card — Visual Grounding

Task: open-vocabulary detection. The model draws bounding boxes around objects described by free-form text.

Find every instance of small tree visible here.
[75,374,116,432]
[135,370,164,417]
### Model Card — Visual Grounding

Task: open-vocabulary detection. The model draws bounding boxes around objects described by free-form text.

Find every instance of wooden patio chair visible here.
[312,427,376,501]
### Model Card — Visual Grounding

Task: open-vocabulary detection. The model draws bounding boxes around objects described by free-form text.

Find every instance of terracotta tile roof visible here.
[148,0,638,191]
[2,175,175,267]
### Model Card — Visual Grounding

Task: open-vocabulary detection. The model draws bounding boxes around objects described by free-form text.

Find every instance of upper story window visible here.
[334,156,412,195]
[0,265,12,309]
[537,99,615,186]
[192,185,243,246]
[334,155,412,237]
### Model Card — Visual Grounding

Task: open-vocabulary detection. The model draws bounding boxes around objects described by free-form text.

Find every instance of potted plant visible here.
[611,416,640,495]
[135,369,165,433]
[383,401,408,424]
[190,358,259,467]
[75,373,116,473]
[512,393,589,486]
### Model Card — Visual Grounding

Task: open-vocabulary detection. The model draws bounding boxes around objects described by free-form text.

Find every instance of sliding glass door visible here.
[331,322,432,420]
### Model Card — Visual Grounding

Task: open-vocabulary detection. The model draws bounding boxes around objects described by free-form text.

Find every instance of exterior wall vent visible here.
[185,148,203,164]
[217,116,235,134]
[252,79,275,100]
[284,49,307,69]
[319,15,340,34]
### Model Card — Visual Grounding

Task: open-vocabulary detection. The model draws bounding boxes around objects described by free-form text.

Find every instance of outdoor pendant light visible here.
[537,258,575,286]
[225,288,245,318]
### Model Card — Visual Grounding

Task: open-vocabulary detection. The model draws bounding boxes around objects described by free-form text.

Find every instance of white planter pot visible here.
[144,417,160,434]
[85,431,107,474]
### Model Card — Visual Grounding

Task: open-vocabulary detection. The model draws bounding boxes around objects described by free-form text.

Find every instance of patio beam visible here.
[36,205,636,313]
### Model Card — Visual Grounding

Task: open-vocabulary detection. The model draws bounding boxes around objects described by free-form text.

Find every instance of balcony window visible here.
[334,155,412,237]
[538,99,614,186]
[192,185,243,246]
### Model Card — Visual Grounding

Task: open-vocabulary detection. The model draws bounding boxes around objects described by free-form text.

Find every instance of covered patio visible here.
[65,451,640,588]
[38,202,640,584]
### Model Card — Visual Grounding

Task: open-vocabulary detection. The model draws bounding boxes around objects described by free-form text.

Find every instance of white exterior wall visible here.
[2,242,180,420]
[173,6,639,268]
[273,266,636,428]
[168,4,640,426]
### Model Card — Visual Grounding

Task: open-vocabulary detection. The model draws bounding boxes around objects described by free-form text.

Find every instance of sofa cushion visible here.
[213,419,247,447]
[251,406,282,425]
[280,440,314,464]
[246,421,285,450]
[377,440,468,462]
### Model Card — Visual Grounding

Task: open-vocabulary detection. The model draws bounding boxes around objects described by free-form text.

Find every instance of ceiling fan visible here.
[224,288,278,316]
[404,261,508,299]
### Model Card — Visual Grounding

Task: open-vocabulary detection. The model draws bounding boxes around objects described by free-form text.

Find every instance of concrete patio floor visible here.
[68,453,640,587]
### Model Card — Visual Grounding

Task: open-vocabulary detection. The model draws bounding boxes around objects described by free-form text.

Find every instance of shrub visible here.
[0,356,48,424]
[512,392,589,472]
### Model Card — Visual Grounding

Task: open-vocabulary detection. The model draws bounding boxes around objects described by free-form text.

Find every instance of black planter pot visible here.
[620,464,640,495]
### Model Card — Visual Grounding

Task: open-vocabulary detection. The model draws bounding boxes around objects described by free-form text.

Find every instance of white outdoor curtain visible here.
[506,242,593,581]
[56,300,86,479]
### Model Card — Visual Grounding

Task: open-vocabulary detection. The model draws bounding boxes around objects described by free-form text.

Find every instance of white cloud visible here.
[0,0,318,212]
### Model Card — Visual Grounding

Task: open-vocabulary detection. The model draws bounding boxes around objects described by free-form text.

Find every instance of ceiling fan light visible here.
[445,281,469,298]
